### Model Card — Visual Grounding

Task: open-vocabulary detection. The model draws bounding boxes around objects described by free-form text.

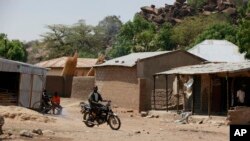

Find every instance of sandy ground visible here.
[0,98,229,141]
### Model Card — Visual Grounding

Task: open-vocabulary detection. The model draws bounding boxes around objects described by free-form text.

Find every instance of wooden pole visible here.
[192,75,195,115]
[165,75,168,112]
[153,75,156,110]
[226,73,229,110]
[177,75,180,113]
[208,75,213,116]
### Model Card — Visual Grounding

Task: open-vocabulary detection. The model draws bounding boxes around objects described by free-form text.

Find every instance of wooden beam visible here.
[165,75,168,112]
[153,75,156,110]
[208,75,213,116]
[177,75,180,113]
[192,76,195,115]
[226,73,229,111]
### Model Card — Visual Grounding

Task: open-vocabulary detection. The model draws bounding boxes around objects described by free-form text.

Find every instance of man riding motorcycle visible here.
[88,86,104,117]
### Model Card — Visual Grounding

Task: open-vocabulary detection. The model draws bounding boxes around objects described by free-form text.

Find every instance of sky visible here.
[0,0,175,41]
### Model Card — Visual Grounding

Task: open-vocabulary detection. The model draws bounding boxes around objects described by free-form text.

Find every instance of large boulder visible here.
[0,116,4,134]
[222,7,236,15]
[141,5,158,15]
[176,0,186,4]
[203,4,217,11]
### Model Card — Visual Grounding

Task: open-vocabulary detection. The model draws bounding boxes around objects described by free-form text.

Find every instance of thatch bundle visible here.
[86,55,105,76]
[61,52,78,76]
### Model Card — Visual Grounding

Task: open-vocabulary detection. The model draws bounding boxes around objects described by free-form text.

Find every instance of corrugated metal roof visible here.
[188,40,247,62]
[156,61,250,75]
[35,57,97,68]
[0,58,48,75]
[95,51,171,67]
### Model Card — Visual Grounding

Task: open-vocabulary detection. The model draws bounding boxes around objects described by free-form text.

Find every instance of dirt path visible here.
[1,98,229,141]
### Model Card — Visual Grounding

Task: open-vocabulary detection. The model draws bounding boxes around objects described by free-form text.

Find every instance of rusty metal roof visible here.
[35,57,97,68]
[156,61,250,75]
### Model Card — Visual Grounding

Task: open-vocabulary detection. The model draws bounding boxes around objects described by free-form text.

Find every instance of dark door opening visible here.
[0,72,20,105]
[233,77,250,107]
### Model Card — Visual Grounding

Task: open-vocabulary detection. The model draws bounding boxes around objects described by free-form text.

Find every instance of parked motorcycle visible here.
[80,101,121,130]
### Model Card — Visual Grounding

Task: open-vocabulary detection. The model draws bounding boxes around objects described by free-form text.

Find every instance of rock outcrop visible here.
[139,0,238,25]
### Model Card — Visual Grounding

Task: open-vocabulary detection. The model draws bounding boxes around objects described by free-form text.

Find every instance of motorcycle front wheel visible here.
[83,112,95,127]
[108,115,121,130]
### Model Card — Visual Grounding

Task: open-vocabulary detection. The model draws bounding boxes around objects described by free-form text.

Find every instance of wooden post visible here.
[226,73,229,110]
[192,75,195,115]
[177,75,180,113]
[165,75,168,112]
[208,75,213,116]
[153,75,156,110]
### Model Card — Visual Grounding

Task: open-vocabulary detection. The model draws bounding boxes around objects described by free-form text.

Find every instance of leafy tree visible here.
[187,0,206,11]
[41,20,105,59]
[97,16,123,48]
[171,14,230,49]
[237,19,250,58]
[154,23,175,50]
[0,33,27,62]
[108,15,159,58]
[191,23,237,48]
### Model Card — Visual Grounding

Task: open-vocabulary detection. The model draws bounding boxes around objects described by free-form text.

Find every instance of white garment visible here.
[237,90,245,103]
[93,92,99,102]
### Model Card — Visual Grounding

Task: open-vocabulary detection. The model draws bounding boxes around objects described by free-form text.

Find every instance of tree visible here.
[97,16,123,48]
[171,14,230,49]
[0,33,27,62]
[237,19,250,58]
[187,0,206,11]
[192,23,237,47]
[107,14,157,58]
[40,20,105,59]
[154,23,175,50]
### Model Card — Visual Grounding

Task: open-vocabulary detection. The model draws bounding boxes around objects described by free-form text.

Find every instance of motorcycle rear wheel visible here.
[108,115,121,130]
[83,112,95,127]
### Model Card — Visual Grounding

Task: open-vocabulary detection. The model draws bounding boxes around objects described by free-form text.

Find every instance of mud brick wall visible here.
[227,107,250,125]
[71,76,95,100]
[95,67,140,111]
[46,76,73,97]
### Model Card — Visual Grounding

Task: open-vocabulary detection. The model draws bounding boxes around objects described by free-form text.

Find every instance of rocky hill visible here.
[139,0,241,25]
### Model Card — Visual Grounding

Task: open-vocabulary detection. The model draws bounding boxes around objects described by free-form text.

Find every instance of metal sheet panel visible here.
[188,40,247,62]
[0,58,48,75]
[19,74,32,107]
[30,75,44,107]
[96,51,170,67]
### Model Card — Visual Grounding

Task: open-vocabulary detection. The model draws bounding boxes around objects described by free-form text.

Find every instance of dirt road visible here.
[0,98,229,141]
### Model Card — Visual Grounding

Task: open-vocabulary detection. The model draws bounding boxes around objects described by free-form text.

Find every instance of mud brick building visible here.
[94,50,205,111]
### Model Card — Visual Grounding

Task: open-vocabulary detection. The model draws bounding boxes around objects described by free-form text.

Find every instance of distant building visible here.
[0,58,47,107]
[94,50,205,111]
[35,57,97,76]
[188,40,247,62]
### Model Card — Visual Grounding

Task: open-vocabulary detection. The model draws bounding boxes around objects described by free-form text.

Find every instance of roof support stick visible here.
[165,75,168,112]
[177,74,180,113]
[226,72,229,111]
[153,75,156,110]
[208,74,213,117]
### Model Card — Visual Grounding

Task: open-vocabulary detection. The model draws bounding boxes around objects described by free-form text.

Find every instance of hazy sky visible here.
[0,0,175,41]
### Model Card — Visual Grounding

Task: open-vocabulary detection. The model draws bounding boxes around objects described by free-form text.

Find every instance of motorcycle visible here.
[80,101,121,130]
